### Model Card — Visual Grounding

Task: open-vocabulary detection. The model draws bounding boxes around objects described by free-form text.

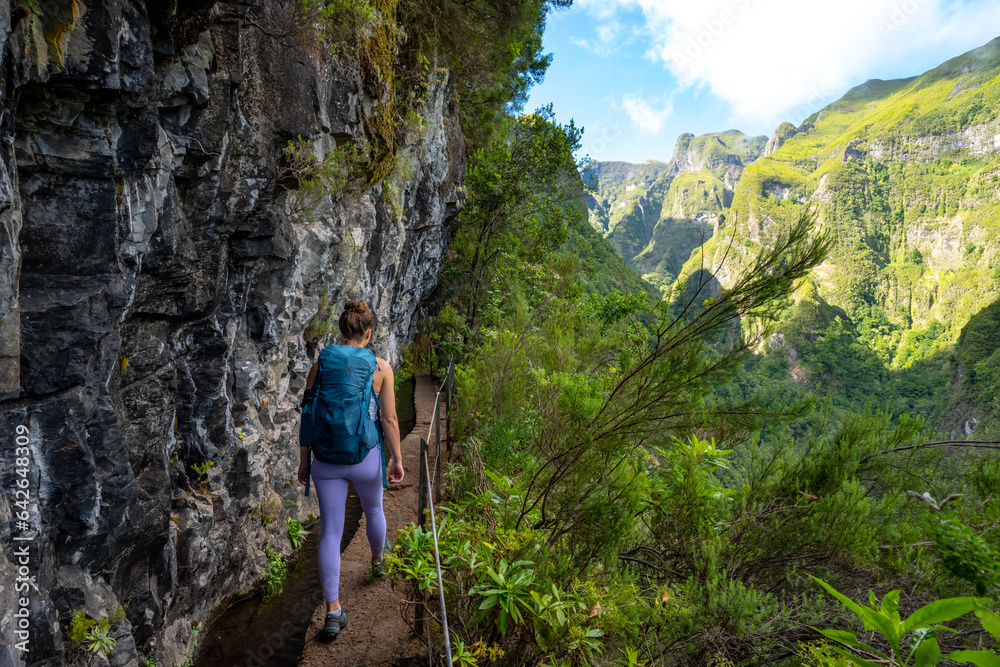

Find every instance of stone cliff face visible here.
[0,3,463,666]
[670,131,762,186]
[762,122,797,158]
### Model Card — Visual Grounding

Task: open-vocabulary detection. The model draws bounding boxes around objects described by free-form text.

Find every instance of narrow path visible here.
[298,372,446,666]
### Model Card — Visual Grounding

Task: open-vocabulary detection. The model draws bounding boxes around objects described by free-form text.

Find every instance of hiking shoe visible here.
[319,609,347,639]
[369,539,393,579]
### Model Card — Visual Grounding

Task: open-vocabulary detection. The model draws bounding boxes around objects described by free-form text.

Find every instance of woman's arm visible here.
[377,359,404,484]
[298,362,319,486]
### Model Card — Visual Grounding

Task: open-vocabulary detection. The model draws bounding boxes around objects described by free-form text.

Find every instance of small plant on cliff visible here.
[68,609,124,659]
[286,517,310,550]
[191,460,214,488]
[109,606,126,625]
[68,610,98,652]
[188,460,215,494]
[256,497,281,526]
[279,137,359,220]
[304,292,337,343]
[261,544,289,603]
[178,625,201,667]
[293,0,378,51]
[84,625,117,658]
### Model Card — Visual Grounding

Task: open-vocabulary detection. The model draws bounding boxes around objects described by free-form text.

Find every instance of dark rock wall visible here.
[0,2,463,665]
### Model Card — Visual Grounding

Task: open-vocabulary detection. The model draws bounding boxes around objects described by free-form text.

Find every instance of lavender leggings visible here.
[310,447,387,602]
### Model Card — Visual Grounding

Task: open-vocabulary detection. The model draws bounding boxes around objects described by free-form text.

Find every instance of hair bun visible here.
[338,299,375,341]
[344,299,370,315]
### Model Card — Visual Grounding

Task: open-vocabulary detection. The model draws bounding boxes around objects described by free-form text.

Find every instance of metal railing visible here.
[415,356,455,665]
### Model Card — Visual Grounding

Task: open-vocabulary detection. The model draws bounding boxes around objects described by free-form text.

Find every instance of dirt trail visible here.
[298,372,448,666]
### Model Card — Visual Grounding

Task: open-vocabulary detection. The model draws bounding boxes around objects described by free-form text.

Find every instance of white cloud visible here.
[570,36,613,57]
[571,19,627,56]
[573,0,1000,126]
[616,92,674,134]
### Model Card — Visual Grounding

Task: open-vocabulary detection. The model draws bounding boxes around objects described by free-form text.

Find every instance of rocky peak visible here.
[763,122,798,157]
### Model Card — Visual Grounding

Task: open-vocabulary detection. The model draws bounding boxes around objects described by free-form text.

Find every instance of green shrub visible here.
[190,460,214,489]
[67,609,126,660]
[809,576,999,666]
[260,545,289,603]
[280,137,359,220]
[922,505,1000,595]
[84,626,116,657]
[304,292,336,343]
[286,517,310,550]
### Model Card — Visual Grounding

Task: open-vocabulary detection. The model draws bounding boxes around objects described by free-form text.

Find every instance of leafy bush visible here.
[66,608,126,661]
[280,137,359,220]
[260,545,289,603]
[922,503,1000,595]
[389,492,622,665]
[304,292,336,343]
[286,517,311,550]
[809,576,999,666]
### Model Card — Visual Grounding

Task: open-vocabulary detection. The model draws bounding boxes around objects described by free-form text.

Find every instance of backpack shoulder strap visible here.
[308,351,325,424]
[354,348,379,435]
[372,357,383,412]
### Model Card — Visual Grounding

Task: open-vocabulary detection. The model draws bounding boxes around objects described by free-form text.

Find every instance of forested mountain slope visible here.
[584,130,766,291]
[673,36,1000,435]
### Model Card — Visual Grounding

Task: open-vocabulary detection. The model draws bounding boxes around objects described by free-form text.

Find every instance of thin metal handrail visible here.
[426,392,440,446]
[415,356,455,665]
[427,357,454,495]
[422,449,453,665]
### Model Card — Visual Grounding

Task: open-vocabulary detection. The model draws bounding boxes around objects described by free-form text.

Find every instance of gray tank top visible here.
[369,392,380,420]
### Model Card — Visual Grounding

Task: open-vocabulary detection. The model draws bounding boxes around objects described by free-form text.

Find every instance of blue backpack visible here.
[300,345,383,495]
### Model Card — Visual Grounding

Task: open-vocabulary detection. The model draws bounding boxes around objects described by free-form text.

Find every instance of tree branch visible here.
[859,440,1000,464]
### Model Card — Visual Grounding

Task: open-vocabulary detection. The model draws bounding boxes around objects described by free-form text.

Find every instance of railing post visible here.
[431,341,438,382]
[415,443,429,637]
[418,441,428,528]
[415,371,455,662]
[434,392,442,505]
[423,448,453,666]
[445,358,453,455]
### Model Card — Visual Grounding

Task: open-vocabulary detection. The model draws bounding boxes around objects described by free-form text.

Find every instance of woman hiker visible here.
[297,299,405,639]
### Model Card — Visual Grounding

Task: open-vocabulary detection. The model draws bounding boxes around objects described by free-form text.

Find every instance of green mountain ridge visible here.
[584,130,767,291]
[593,35,1000,436]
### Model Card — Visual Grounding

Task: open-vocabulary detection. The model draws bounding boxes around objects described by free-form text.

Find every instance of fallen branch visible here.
[877,541,935,550]
[859,440,1000,465]
[617,553,685,579]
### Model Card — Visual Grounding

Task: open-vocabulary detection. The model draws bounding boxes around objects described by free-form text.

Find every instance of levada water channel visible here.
[193,374,417,666]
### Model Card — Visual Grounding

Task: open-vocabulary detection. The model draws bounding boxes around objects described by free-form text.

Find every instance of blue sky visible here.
[524,0,1000,163]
